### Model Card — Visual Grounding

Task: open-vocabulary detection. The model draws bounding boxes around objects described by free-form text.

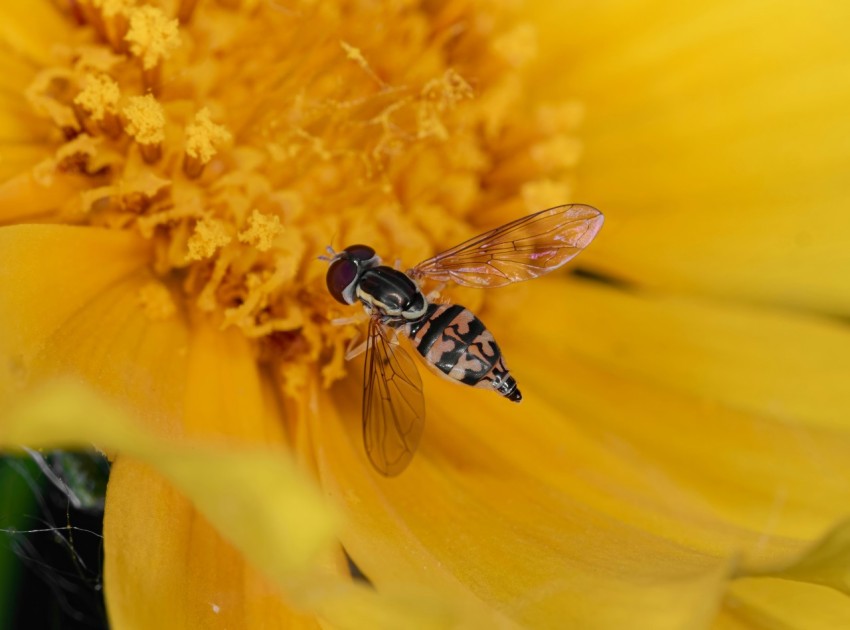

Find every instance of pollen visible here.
[187,217,233,261]
[185,108,232,163]
[74,74,120,122]
[239,210,283,252]
[123,94,165,145]
[125,6,180,71]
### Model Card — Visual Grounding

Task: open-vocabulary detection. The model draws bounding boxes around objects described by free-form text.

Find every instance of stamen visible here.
[187,216,233,261]
[124,6,180,92]
[238,209,283,252]
[122,94,165,163]
[92,0,135,52]
[184,108,232,179]
[76,0,109,42]
[74,74,121,137]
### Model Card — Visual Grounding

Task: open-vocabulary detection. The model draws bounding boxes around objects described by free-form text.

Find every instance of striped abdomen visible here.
[405,304,522,402]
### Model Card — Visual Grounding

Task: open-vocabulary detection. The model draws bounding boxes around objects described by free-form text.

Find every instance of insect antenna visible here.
[317,245,337,263]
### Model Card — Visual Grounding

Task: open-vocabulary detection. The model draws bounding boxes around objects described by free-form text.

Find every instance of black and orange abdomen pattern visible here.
[406,304,520,400]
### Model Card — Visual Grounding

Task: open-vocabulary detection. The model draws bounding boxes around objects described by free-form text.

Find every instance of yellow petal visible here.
[489,278,850,558]
[0,144,51,183]
[506,277,850,432]
[717,578,850,629]
[766,519,850,594]
[0,1,75,66]
[182,321,289,442]
[0,225,151,398]
[528,0,850,314]
[715,521,850,627]
[313,378,733,629]
[0,171,91,223]
[105,457,322,629]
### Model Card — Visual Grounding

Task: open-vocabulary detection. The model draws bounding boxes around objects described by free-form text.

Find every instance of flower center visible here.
[27,0,582,394]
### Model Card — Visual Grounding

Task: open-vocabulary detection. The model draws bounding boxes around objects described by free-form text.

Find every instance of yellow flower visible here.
[1,0,850,628]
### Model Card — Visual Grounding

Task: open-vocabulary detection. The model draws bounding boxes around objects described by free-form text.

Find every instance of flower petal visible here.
[716,578,850,629]
[0,172,89,223]
[0,1,74,66]
[0,145,52,183]
[104,457,323,629]
[529,0,850,314]
[505,277,850,431]
[487,278,850,562]
[314,378,733,629]
[767,519,850,594]
[0,225,151,399]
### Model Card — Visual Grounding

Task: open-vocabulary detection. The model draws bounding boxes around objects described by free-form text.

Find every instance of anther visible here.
[122,94,165,164]
[184,108,232,179]
[125,6,180,93]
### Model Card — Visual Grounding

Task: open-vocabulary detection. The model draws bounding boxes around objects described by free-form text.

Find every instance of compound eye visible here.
[343,244,376,262]
[326,258,358,304]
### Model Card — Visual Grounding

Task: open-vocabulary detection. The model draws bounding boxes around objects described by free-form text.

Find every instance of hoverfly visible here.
[323,204,604,476]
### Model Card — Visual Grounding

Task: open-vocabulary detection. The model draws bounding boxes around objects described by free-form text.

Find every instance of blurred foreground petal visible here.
[1,381,486,629]
[0,380,337,575]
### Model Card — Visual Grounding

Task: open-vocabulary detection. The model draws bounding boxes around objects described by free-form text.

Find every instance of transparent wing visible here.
[362,317,426,476]
[410,204,604,288]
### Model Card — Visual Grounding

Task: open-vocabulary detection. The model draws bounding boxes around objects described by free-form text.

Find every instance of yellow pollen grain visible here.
[123,94,165,145]
[239,209,282,252]
[125,6,181,70]
[185,108,232,163]
[137,281,176,321]
[74,74,120,122]
[187,216,232,261]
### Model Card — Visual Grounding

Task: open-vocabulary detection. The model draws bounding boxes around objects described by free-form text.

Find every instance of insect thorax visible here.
[356,266,428,323]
